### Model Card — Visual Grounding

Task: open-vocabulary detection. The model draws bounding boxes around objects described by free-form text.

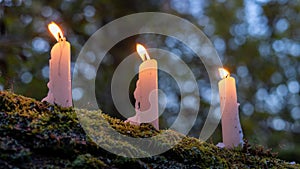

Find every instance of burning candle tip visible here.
[136,43,151,61]
[48,21,64,42]
[218,68,230,79]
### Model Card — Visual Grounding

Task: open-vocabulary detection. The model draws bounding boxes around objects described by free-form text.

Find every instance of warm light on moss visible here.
[0,91,298,168]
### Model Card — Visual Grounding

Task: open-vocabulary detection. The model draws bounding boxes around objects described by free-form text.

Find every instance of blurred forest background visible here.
[0,0,300,162]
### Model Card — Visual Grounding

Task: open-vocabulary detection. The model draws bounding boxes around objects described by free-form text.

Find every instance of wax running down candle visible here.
[42,22,72,107]
[218,68,243,148]
[126,44,159,130]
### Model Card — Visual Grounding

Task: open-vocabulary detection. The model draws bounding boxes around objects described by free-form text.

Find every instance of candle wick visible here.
[58,33,62,41]
[58,33,65,42]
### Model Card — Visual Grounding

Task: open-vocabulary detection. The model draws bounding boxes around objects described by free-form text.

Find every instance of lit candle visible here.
[126,44,159,130]
[42,22,72,107]
[218,68,243,148]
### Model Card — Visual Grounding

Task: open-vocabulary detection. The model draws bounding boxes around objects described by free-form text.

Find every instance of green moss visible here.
[72,154,107,169]
[0,90,299,168]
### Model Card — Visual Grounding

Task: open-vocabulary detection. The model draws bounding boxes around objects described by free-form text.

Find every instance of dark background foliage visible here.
[0,0,299,162]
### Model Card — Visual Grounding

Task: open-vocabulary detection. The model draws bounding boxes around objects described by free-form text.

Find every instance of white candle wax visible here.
[137,59,158,129]
[218,68,243,148]
[42,22,72,107]
[126,44,159,130]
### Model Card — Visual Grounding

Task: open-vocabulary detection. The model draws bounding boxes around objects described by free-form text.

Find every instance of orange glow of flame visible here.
[136,43,150,61]
[218,68,230,79]
[48,22,64,41]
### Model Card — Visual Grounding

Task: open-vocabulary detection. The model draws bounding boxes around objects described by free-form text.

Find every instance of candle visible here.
[218,68,243,148]
[126,44,159,130]
[42,22,72,107]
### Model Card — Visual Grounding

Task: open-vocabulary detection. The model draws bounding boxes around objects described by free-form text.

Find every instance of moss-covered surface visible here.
[0,91,298,169]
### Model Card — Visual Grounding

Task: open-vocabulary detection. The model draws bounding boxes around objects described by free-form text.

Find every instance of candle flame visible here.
[219,68,230,79]
[48,22,64,41]
[136,43,150,61]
